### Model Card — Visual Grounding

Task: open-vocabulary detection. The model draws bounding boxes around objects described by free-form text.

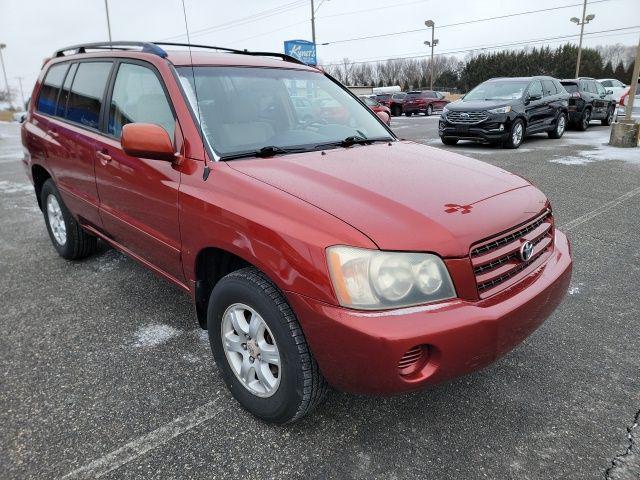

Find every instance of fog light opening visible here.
[398,344,430,376]
[499,124,505,131]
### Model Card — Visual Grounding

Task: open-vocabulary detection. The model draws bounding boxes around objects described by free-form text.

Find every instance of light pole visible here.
[15,77,25,107]
[424,20,438,91]
[570,0,595,78]
[104,0,112,42]
[0,43,11,106]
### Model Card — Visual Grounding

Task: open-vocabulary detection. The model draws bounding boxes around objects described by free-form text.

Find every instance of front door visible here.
[525,80,547,132]
[94,61,184,283]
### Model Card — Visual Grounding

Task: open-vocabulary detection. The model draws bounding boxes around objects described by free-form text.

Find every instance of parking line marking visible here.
[61,399,226,479]
[561,186,640,232]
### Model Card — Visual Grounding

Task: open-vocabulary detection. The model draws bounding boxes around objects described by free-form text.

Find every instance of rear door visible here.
[36,61,114,229]
[93,60,184,282]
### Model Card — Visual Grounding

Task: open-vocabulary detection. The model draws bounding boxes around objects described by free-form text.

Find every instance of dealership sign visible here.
[284,40,317,65]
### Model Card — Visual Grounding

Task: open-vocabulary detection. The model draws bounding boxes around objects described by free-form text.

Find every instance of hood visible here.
[447,99,518,111]
[227,141,548,257]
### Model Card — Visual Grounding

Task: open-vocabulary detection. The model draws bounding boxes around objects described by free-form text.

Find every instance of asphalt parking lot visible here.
[1,116,639,479]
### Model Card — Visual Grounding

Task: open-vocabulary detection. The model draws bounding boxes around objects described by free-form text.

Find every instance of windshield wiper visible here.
[221,145,309,161]
[314,135,392,150]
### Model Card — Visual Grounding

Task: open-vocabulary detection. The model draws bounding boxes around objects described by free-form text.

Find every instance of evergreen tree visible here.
[614,61,626,81]
[602,61,614,78]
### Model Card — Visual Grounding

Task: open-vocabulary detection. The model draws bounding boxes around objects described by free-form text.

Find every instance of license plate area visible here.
[456,125,469,133]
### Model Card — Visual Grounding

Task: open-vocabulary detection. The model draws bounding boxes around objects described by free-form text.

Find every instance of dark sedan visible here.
[439,76,569,149]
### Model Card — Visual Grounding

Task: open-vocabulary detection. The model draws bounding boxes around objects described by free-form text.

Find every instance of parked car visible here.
[403,90,449,116]
[23,42,572,423]
[374,93,392,108]
[598,78,627,103]
[614,81,640,123]
[439,76,569,148]
[560,78,616,130]
[389,92,406,116]
[359,95,391,125]
[12,110,27,123]
[290,95,316,123]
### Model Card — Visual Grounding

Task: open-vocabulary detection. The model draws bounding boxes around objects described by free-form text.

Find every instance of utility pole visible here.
[15,77,25,107]
[624,34,640,122]
[104,0,112,42]
[310,0,316,45]
[570,0,595,78]
[0,44,10,104]
[424,20,438,91]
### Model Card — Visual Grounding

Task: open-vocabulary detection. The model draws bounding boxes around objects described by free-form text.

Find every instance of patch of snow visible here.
[0,181,33,194]
[568,282,585,295]
[94,250,125,273]
[132,324,181,348]
[551,156,595,166]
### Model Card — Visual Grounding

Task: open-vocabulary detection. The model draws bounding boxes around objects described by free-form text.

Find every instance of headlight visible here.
[487,105,512,114]
[442,105,449,113]
[326,246,456,310]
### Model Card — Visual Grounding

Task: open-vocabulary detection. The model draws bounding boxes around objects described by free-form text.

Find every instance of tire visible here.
[391,106,401,116]
[548,112,567,139]
[41,179,97,260]
[503,119,525,149]
[601,106,614,126]
[405,111,412,116]
[207,267,328,424]
[441,137,458,145]
[577,108,591,131]
[426,104,433,116]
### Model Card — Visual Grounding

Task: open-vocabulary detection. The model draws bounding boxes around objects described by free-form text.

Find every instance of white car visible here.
[598,78,627,103]
[614,81,640,123]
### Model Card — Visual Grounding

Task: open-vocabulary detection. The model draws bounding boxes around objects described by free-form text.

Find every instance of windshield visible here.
[464,81,529,101]
[178,66,393,158]
[360,96,379,106]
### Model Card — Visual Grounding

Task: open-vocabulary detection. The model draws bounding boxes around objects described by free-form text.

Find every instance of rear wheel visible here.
[391,105,401,116]
[208,267,328,423]
[577,108,591,131]
[548,112,566,139]
[41,179,97,260]
[426,104,433,116]
[405,111,413,117]
[503,119,525,149]
[440,137,458,145]
[601,106,614,126]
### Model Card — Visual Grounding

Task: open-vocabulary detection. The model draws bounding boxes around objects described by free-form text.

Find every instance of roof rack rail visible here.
[153,42,306,66]
[54,41,168,58]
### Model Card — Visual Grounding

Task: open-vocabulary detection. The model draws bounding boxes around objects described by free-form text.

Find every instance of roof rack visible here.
[54,41,168,58]
[52,41,308,67]
[153,42,306,66]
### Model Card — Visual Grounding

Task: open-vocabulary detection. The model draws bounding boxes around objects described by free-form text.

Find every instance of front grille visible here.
[470,210,554,298]
[446,110,488,124]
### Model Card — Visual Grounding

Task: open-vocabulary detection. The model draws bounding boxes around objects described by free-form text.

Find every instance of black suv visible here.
[439,76,569,149]
[560,78,616,130]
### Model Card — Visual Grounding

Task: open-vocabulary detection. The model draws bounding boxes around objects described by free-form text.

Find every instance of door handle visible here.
[47,129,59,138]
[96,150,112,165]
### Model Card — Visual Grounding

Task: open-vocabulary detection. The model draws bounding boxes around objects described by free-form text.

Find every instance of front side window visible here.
[178,66,393,158]
[595,82,606,95]
[108,63,175,139]
[528,81,543,98]
[464,81,529,101]
[36,63,69,116]
[65,62,112,129]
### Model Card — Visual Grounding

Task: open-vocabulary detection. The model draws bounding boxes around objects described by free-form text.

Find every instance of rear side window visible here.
[57,63,78,117]
[65,62,112,129]
[542,80,557,96]
[108,63,175,139]
[36,63,69,116]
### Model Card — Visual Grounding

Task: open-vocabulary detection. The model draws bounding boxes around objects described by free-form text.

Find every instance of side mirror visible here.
[376,110,390,124]
[528,93,542,102]
[606,89,613,95]
[121,123,176,161]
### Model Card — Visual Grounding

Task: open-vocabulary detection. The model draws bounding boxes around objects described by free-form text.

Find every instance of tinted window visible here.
[595,82,606,95]
[528,81,543,98]
[542,80,557,96]
[108,63,174,139]
[600,80,612,87]
[36,63,68,116]
[405,92,422,99]
[57,63,77,117]
[376,94,391,101]
[561,83,578,93]
[392,93,405,100]
[65,62,112,129]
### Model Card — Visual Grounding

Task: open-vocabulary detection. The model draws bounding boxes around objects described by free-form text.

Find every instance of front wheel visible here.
[503,119,525,149]
[601,106,614,126]
[548,112,567,139]
[208,267,328,423]
[405,111,413,117]
[41,179,97,259]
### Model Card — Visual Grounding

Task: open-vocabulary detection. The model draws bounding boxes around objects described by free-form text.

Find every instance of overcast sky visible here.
[1,0,639,103]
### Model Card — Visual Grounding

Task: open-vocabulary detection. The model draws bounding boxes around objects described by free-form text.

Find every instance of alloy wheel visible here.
[583,110,590,129]
[512,123,523,146]
[46,194,67,246]
[221,303,281,397]
[557,115,566,135]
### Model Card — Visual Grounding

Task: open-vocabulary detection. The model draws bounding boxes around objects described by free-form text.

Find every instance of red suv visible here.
[22,42,572,423]
[403,90,449,116]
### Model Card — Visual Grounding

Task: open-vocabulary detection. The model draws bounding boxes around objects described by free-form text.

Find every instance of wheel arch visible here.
[31,164,52,210]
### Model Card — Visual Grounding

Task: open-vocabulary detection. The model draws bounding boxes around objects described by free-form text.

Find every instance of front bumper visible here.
[286,230,572,395]
[438,113,512,142]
